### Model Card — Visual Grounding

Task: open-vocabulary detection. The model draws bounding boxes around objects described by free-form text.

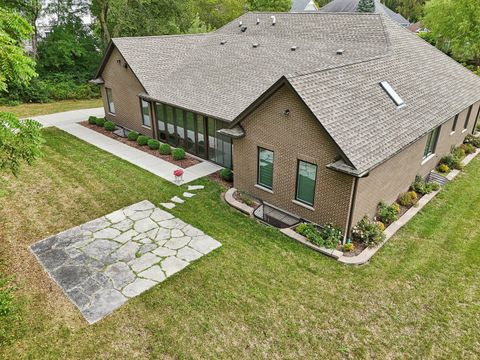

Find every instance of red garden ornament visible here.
[174,169,184,183]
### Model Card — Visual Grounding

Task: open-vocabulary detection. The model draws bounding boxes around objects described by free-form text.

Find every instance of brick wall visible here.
[351,100,480,227]
[233,84,354,233]
[100,47,154,137]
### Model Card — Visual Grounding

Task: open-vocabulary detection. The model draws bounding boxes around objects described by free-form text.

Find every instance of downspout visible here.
[345,176,360,243]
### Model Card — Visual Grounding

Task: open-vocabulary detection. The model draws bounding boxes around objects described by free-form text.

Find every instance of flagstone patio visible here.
[30,200,221,324]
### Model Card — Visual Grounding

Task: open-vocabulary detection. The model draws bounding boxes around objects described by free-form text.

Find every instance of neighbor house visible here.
[92,12,480,236]
[291,0,319,12]
[320,0,410,27]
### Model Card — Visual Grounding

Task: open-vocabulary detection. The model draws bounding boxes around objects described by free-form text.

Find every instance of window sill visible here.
[450,131,456,136]
[292,199,315,211]
[108,112,116,116]
[142,125,152,129]
[421,153,435,165]
[462,129,468,133]
[255,184,273,194]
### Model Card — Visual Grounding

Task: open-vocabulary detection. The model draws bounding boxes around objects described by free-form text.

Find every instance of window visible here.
[257,148,274,189]
[106,88,115,114]
[464,105,473,130]
[423,127,440,158]
[296,161,317,206]
[380,81,404,107]
[141,100,151,127]
[452,114,459,132]
[155,103,166,141]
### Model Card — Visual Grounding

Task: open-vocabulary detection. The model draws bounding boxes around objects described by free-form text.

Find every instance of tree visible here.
[396,0,424,22]
[357,0,375,12]
[193,0,245,30]
[423,0,480,66]
[0,8,37,93]
[247,0,291,11]
[0,112,43,176]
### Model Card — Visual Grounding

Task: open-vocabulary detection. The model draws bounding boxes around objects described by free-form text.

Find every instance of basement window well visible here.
[380,81,404,107]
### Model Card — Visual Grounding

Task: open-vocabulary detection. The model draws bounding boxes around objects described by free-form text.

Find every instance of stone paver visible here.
[183,192,195,198]
[160,203,176,209]
[187,185,204,191]
[31,200,221,324]
[171,196,185,204]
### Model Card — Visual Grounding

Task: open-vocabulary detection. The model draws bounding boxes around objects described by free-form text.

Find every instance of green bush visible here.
[464,134,480,148]
[172,148,186,160]
[460,143,475,155]
[411,174,440,195]
[295,223,342,249]
[426,182,440,192]
[127,131,139,141]
[377,201,399,225]
[136,135,149,146]
[95,117,105,127]
[453,146,466,159]
[159,143,171,155]
[104,121,115,131]
[352,216,385,247]
[147,139,160,150]
[398,191,418,207]
[437,164,450,173]
[88,116,97,125]
[220,168,233,182]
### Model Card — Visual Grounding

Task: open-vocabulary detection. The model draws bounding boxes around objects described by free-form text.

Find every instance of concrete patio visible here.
[31,200,221,324]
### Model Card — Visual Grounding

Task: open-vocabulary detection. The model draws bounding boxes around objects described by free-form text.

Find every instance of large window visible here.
[464,105,473,130]
[257,148,274,189]
[155,103,166,141]
[423,127,440,158]
[296,161,317,206]
[141,100,151,127]
[106,88,115,114]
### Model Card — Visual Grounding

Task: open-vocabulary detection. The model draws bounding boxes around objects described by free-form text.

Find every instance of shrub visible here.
[440,154,455,169]
[95,117,105,127]
[464,134,480,148]
[147,139,160,150]
[220,168,233,182]
[377,201,399,225]
[437,163,450,173]
[136,135,149,146]
[453,146,466,159]
[426,182,440,192]
[342,242,354,252]
[352,216,385,247]
[398,191,418,207]
[460,143,475,155]
[411,174,427,195]
[295,223,342,249]
[127,131,139,141]
[238,191,256,207]
[159,143,171,155]
[172,148,186,160]
[88,116,97,125]
[104,121,115,131]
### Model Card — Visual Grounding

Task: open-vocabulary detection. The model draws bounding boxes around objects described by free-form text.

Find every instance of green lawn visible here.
[1,128,479,359]
[0,99,102,118]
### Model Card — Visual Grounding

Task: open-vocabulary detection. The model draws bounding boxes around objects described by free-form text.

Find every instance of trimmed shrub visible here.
[95,117,105,127]
[453,146,466,159]
[104,121,115,131]
[88,116,97,125]
[220,168,233,182]
[398,191,418,207]
[352,216,385,247]
[426,182,440,192]
[437,164,449,173]
[411,174,427,195]
[172,148,186,160]
[147,139,160,150]
[460,143,475,155]
[377,201,399,225]
[464,134,480,148]
[136,135,149,146]
[127,131,139,141]
[159,143,171,155]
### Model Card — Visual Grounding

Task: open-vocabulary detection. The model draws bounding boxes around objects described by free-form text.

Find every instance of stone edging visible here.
[224,187,255,216]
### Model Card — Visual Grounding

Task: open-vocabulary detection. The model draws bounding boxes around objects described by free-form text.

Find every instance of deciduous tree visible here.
[357,0,375,12]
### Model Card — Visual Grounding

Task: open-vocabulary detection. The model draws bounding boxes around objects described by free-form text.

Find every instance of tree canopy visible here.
[357,0,375,12]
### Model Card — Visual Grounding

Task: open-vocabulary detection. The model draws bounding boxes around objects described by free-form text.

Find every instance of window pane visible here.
[452,115,458,132]
[258,148,273,189]
[423,127,439,158]
[208,118,216,162]
[106,88,115,114]
[185,112,195,152]
[141,100,151,127]
[165,105,176,145]
[465,105,473,129]
[176,109,185,146]
[197,116,205,157]
[296,161,317,206]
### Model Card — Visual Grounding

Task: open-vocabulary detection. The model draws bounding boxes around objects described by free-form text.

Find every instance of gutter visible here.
[345,176,360,242]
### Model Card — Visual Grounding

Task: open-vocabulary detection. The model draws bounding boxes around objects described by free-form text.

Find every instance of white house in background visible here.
[291,0,319,12]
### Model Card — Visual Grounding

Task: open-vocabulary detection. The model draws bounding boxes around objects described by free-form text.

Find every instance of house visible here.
[320,0,410,27]
[92,12,480,236]
[291,0,319,12]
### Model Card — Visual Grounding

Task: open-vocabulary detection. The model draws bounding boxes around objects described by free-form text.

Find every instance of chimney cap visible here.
[336,49,344,55]
[271,15,276,25]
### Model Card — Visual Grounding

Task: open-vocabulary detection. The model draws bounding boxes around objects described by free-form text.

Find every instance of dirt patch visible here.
[80,121,201,169]
[208,170,232,191]
[233,189,259,208]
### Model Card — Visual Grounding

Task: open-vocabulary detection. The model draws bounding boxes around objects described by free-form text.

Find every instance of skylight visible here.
[380,81,405,107]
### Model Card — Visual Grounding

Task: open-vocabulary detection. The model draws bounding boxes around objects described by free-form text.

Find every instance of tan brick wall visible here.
[233,84,354,233]
[351,100,480,227]
[100,47,154,137]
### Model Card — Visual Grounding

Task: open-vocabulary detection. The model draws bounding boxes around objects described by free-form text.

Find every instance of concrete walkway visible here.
[31,108,222,185]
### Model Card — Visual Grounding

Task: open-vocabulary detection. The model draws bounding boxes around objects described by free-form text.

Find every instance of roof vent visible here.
[291,46,297,51]
[380,81,405,107]
[256,17,260,25]
[220,40,227,45]
[252,43,259,48]
[271,15,276,26]
[241,26,248,33]
[336,49,344,55]
[239,20,242,27]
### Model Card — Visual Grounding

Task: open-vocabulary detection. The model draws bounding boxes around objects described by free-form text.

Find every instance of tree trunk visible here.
[99,0,110,45]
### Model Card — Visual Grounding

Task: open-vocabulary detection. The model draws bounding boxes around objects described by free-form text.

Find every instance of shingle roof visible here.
[320,0,410,26]
[101,12,480,175]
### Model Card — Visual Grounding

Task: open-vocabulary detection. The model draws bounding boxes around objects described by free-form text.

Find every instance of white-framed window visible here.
[106,88,115,114]
[141,99,151,128]
[423,127,440,158]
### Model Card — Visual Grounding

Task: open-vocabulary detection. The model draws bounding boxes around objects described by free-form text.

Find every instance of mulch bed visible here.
[80,121,200,169]
[208,170,233,190]
[232,189,260,208]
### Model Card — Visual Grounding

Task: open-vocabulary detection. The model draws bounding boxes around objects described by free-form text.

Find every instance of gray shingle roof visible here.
[103,12,480,175]
[320,0,410,26]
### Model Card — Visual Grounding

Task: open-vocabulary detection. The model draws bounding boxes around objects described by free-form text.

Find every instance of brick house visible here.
[92,12,480,235]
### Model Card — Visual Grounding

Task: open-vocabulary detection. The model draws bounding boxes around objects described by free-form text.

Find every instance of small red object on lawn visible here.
[174,169,184,183]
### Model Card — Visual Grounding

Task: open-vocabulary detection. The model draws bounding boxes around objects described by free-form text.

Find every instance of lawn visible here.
[0,99,102,118]
[1,128,479,359]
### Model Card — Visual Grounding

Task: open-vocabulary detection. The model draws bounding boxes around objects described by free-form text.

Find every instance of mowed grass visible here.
[1,128,479,359]
[0,99,102,118]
